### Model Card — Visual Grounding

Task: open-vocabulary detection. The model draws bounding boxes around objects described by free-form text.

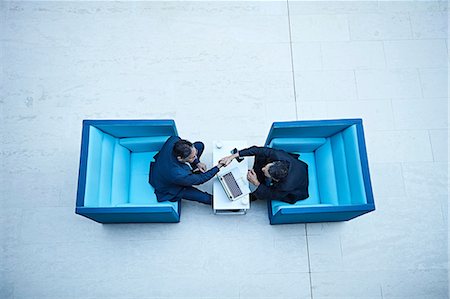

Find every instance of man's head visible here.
[173,139,198,163]
[261,160,289,181]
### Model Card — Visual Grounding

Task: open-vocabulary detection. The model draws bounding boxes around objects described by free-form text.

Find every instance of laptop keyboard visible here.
[222,172,243,198]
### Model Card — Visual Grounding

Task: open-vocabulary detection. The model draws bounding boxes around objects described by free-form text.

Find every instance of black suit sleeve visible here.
[253,184,294,203]
[238,146,280,160]
[172,166,220,186]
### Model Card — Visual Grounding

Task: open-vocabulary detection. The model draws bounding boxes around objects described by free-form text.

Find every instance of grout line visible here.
[407,11,415,40]
[427,129,436,162]
[353,69,359,100]
[286,0,299,121]
[305,224,314,299]
[417,68,425,98]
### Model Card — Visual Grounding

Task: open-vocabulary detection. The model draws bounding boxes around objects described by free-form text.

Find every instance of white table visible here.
[212,140,250,214]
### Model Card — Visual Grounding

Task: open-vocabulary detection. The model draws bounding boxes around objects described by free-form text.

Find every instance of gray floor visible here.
[1,1,448,298]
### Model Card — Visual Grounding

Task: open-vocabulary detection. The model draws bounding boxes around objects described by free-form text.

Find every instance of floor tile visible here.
[326,100,395,131]
[239,272,311,298]
[384,40,448,68]
[392,98,448,130]
[402,161,448,197]
[355,69,422,99]
[290,14,350,42]
[311,271,382,298]
[379,269,448,299]
[369,163,406,198]
[295,70,357,101]
[365,130,433,163]
[291,42,323,71]
[429,129,448,162]
[348,12,412,40]
[410,11,448,39]
[419,68,448,98]
[321,41,385,70]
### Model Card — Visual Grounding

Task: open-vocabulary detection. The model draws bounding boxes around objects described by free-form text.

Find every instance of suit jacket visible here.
[239,146,309,204]
[149,136,219,202]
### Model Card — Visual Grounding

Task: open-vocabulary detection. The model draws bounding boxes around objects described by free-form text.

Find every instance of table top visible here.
[212,140,250,211]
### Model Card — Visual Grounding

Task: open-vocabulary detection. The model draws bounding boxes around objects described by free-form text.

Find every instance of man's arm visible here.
[238,146,279,159]
[220,146,280,167]
[172,163,224,186]
[253,184,291,202]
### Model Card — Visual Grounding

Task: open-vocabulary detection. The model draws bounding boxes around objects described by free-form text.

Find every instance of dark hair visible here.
[269,160,289,181]
[173,139,193,159]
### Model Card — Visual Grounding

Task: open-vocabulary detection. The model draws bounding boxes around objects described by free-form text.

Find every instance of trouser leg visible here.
[180,186,212,205]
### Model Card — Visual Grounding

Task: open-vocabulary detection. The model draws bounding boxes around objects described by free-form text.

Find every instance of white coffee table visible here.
[212,140,250,215]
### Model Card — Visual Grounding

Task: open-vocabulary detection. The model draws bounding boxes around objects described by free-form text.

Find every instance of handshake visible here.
[216,152,260,186]
[217,152,240,168]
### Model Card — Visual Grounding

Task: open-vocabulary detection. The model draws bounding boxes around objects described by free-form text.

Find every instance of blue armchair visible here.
[76,120,180,223]
[265,119,375,224]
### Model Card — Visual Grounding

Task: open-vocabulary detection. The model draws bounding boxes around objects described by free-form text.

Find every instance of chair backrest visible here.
[84,126,130,207]
[315,125,367,206]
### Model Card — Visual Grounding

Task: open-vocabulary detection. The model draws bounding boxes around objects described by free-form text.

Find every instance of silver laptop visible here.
[218,167,251,201]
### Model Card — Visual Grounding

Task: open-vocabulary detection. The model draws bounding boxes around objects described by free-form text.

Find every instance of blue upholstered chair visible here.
[76,120,180,223]
[265,119,375,224]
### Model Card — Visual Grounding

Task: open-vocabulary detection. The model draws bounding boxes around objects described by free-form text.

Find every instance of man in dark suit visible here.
[149,136,225,204]
[219,146,309,204]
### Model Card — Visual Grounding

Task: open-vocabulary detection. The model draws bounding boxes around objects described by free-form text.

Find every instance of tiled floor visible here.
[1,1,448,299]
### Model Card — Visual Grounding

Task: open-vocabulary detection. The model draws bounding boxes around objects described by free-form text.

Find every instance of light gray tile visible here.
[314,297,381,299]
[132,1,289,17]
[410,12,448,39]
[311,271,382,298]
[326,100,395,131]
[297,101,329,120]
[288,1,379,15]
[235,237,309,274]
[378,1,446,14]
[384,40,448,68]
[402,162,448,197]
[308,234,345,272]
[321,41,386,70]
[265,100,297,124]
[292,42,323,71]
[239,273,311,298]
[19,207,177,244]
[306,213,375,237]
[392,98,448,130]
[373,194,447,231]
[118,42,294,73]
[3,3,290,47]
[370,163,406,198]
[429,129,448,162]
[355,69,422,99]
[419,68,448,98]
[348,13,412,40]
[290,14,350,42]
[295,70,357,101]
[365,130,433,163]
[379,269,449,299]
[340,222,447,272]
[0,208,23,246]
